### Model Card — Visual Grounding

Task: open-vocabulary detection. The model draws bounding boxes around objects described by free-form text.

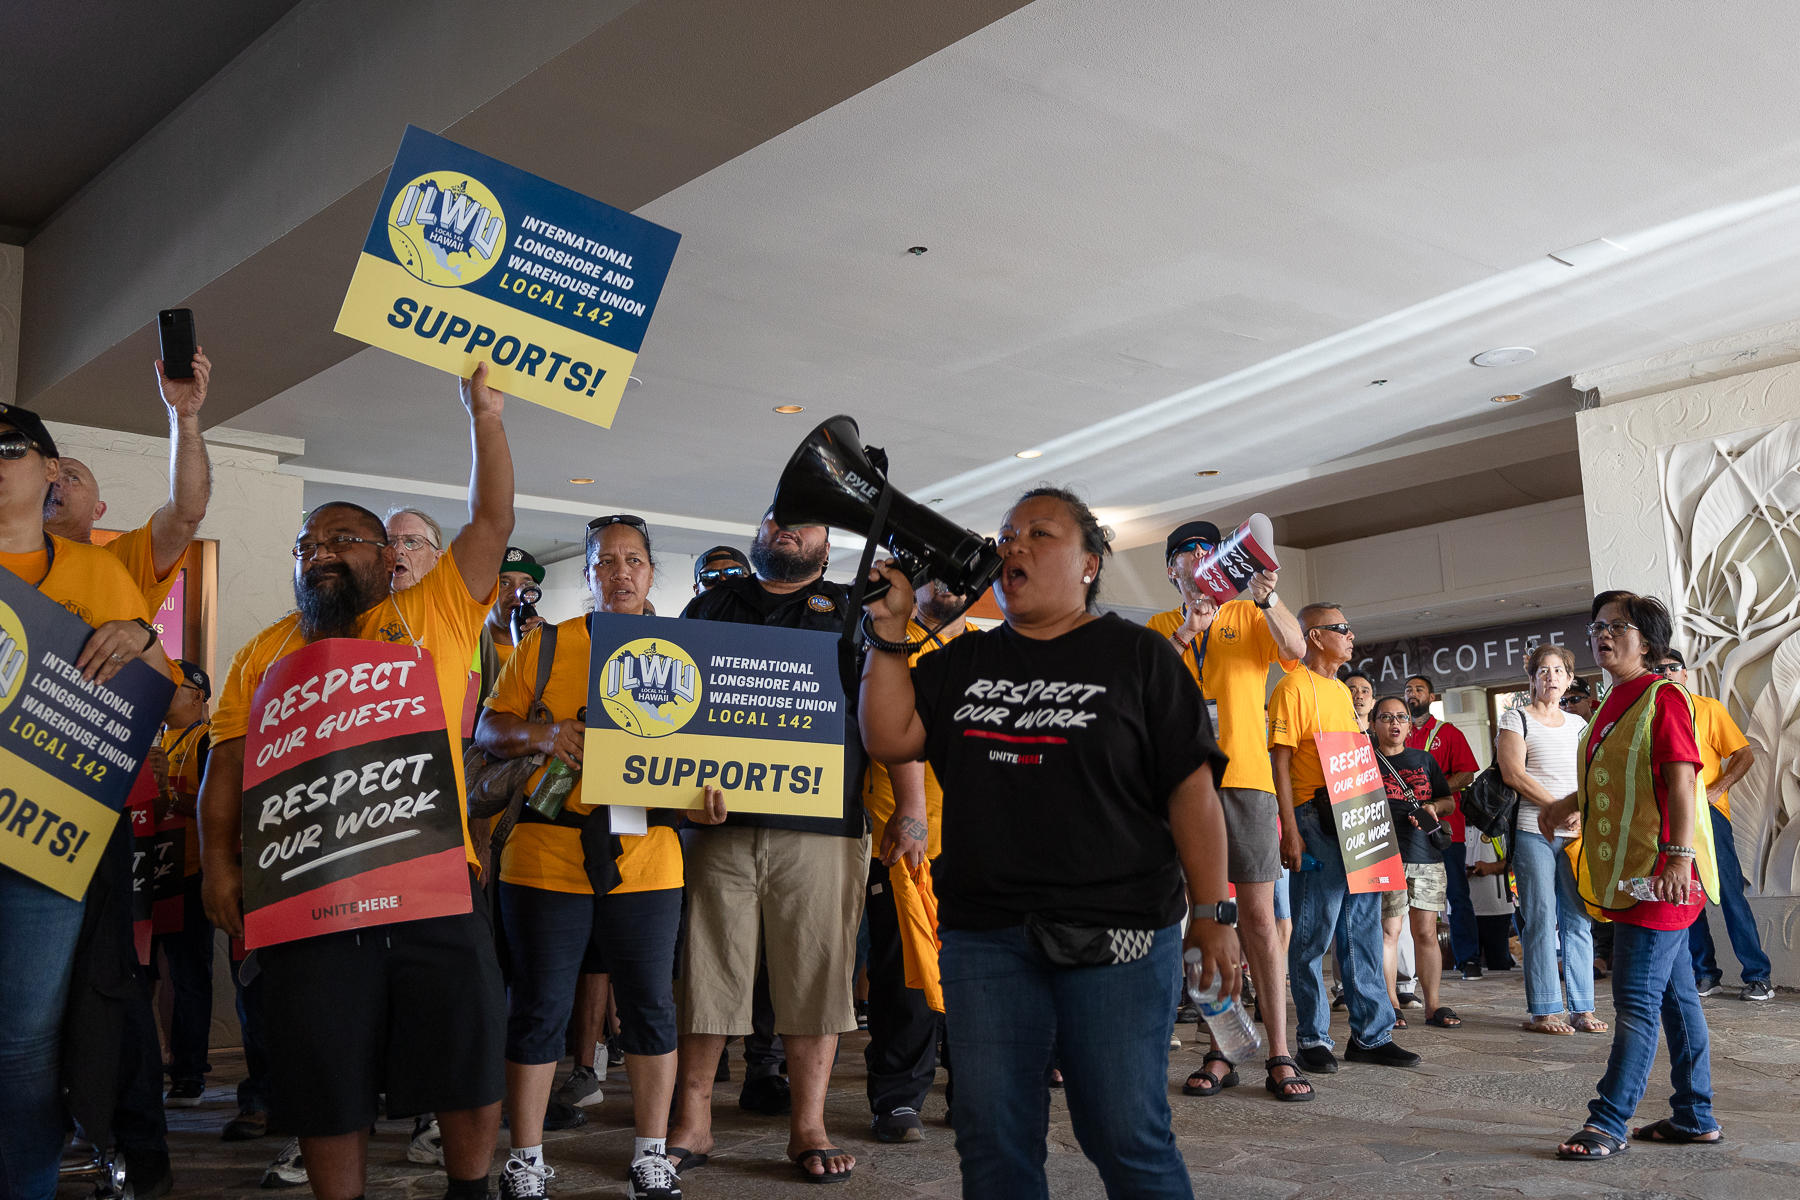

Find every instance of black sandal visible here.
[1263,1055,1313,1102]
[1632,1119,1723,1144]
[1556,1128,1628,1160]
[1425,1007,1462,1028]
[1182,1051,1238,1097]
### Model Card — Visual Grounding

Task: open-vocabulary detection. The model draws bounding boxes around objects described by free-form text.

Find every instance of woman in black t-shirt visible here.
[1370,696,1458,1029]
[860,486,1235,1199]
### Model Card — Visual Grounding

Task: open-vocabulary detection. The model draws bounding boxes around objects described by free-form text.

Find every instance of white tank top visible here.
[1504,705,1586,833]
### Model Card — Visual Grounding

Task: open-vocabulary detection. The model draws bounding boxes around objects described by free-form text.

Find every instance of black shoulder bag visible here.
[462,624,558,853]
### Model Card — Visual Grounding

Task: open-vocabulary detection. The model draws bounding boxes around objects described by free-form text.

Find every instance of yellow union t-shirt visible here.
[161,719,210,877]
[485,615,682,895]
[1148,600,1297,794]
[1266,667,1360,803]
[101,519,183,613]
[212,551,495,871]
[865,618,974,857]
[1692,693,1750,820]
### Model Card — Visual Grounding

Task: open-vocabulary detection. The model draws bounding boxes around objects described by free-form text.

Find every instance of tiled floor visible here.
[93,969,1800,1199]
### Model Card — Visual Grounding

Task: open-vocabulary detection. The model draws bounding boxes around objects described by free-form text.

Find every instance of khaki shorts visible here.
[1382,862,1450,918]
[1218,787,1282,883]
[677,826,870,1037]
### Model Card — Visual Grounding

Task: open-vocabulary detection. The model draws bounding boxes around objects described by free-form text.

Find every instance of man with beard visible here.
[665,512,868,1183]
[1401,675,1480,980]
[200,364,515,1200]
[859,579,970,1142]
[46,349,213,613]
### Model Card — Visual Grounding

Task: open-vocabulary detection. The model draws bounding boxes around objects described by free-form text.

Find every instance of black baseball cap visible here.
[175,659,211,700]
[0,403,60,459]
[500,546,545,584]
[695,546,750,581]
[1165,520,1222,560]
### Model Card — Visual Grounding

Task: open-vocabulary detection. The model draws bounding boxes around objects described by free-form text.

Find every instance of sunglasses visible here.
[0,430,41,460]
[698,566,749,584]
[1649,663,1683,676]
[1168,538,1215,559]
[1307,623,1353,636]
[587,514,648,533]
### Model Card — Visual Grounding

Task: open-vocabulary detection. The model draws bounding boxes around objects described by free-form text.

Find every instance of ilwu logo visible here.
[600,639,702,738]
[388,171,506,288]
[0,601,29,715]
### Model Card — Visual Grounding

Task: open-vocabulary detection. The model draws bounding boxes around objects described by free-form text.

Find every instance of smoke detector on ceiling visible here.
[1472,346,1536,368]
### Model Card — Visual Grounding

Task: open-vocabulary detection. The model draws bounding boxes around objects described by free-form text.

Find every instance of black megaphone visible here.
[771,415,1003,606]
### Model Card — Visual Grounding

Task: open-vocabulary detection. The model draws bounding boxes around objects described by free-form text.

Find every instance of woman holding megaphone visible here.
[859,485,1237,1199]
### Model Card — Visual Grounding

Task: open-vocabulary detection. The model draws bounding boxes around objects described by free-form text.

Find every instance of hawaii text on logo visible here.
[388,172,506,288]
[600,638,703,737]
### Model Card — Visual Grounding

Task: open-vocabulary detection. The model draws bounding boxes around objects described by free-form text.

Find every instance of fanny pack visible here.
[1023,913,1157,968]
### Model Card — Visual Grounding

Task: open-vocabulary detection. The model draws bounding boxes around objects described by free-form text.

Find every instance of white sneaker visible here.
[407,1116,444,1165]
[554,1064,603,1108]
[500,1156,554,1200]
[626,1154,682,1200]
[1169,1032,1183,1049]
[260,1138,308,1189]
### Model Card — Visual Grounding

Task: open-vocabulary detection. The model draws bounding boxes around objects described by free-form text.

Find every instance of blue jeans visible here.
[1688,805,1771,985]
[234,964,272,1115]
[1441,841,1479,964]
[1587,922,1715,1140]
[1514,829,1595,1016]
[0,866,86,1200]
[940,923,1191,1200]
[1289,802,1394,1050]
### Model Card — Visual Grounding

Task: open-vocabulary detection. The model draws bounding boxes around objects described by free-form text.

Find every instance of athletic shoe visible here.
[500,1156,554,1200]
[872,1107,925,1143]
[1329,984,1347,1011]
[542,1098,588,1131]
[1396,991,1424,1010]
[555,1064,604,1109]
[608,1042,625,1069]
[1458,960,1483,980]
[1170,1032,1183,1049]
[261,1138,308,1189]
[406,1115,443,1165]
[1175,1000,1202,1024]
[1295,1045,1339,1074]
[222,1107,269,1142]
[626,1153,682,1199]
[1696,976,1723,997]
[1742,979,1775,1002]
[739,1073,792,1115]
[855,1000,869,1030]
[1345,1039,1422,1068]
[164,1080,204,1107]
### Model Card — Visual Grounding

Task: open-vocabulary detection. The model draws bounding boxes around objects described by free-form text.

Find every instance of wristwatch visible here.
[1191,899,1238,927]
[1254,591,1277,611]
[132,617,159,651]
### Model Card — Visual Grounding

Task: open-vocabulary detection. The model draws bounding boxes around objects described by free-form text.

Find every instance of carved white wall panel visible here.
[1660,416,1800,895]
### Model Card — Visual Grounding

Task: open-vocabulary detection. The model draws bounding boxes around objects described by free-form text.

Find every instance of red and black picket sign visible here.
[241,639,470,949]
[127,765,161,964]
[1314,730,1405,895]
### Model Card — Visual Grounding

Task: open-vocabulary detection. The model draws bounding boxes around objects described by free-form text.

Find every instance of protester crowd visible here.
[0,353,1772,1200]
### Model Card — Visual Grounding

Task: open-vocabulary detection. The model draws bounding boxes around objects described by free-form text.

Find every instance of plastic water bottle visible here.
[1617,877,1660,901]
[1184,947,1262,1063]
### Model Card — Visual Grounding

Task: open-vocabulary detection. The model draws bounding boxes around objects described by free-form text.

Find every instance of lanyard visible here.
[1180,604,1213,690]
[20,533,55,589]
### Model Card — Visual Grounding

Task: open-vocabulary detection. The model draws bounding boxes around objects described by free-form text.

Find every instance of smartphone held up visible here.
[158,309,197,378]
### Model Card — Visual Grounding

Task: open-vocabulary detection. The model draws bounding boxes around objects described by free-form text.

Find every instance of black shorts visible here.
[258,867,505,1136]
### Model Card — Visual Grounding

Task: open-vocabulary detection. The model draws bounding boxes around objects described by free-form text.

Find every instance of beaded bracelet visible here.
[1659,843,1696,858]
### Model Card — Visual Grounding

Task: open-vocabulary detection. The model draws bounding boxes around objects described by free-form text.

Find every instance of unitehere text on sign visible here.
[0,570,174,900]
[583,613,845,820]
[335,126,680,429]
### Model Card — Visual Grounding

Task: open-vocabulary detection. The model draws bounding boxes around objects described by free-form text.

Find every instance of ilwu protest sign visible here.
[241,639,469,948]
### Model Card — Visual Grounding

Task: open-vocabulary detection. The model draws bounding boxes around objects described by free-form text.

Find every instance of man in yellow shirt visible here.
[200,364,515,1200]
[1147,520,1307,1098]
[861,579,971,1141]
[1657,653,1771,1002]
[1270,602,1419,1075]
[45,349,213,614]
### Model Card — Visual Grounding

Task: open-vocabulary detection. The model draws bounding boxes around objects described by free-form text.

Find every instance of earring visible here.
[1082,575,1093,583]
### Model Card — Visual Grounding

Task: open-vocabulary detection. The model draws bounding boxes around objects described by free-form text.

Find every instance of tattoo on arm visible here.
[897,816,928,844]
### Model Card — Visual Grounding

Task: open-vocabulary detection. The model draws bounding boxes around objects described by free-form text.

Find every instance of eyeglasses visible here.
[0,430,40,460]
[1307,623,1353,636]
[1372,712,1411,724]
[698,566,749,584]
[392,535,439,552]
[587,514,648,533]
[1586,620,1639,637]
[294,534,387,560]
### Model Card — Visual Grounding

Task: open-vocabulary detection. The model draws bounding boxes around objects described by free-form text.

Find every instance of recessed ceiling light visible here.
[1522,602,1540,608]
[627,375,643,389]
[773,405,805,414]
[1472,346,1536,368]
[568,478,594,485]
[1195,469,1220,477]
[1369,379,1388,386]
[907,246,928,256]
[1422,611,1433,616]
[1491,394,1524,404]
[1015,449,1042,459]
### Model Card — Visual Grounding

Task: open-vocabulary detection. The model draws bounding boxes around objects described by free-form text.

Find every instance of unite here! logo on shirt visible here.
[952,676,1109,763]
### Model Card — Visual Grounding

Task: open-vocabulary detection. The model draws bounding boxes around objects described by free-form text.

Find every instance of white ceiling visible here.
[231,0,1800,567]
